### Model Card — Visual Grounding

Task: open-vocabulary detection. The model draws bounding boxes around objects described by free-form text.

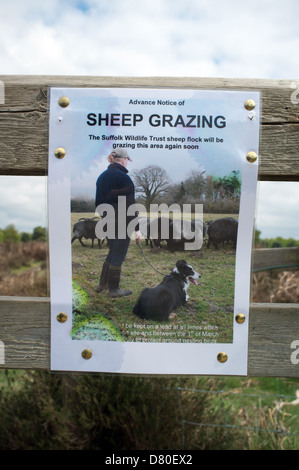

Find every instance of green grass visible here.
[71,212,236,344]
[202,376,299,450]
[0,369,298,449]
[0,370,26,391]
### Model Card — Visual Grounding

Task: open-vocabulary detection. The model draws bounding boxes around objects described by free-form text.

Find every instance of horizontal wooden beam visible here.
[252,246,299,272]
[248,303,299,378]
[0,76,298,179]
[0,296,50,369]
[1,295,299,377]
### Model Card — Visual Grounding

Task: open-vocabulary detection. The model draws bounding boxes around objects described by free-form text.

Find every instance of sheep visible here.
[207,217,238,250]
[191,218,207,238]
[141,217,204,251]
[71,217,104,248]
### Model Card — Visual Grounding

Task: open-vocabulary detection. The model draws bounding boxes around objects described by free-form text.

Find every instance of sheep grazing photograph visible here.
[70,187,240,345]
[46,85,259,367]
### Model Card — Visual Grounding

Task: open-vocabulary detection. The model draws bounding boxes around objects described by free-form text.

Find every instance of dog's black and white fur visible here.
[133,259,201,321]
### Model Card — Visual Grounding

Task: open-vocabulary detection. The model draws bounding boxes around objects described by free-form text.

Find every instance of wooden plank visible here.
[248,303,299,378]
[1,75,299,123]
[253,247,299,272]
[0,296,50,369]
[1,296,299,377]
[259,124,299,181]
[0,76,298,178]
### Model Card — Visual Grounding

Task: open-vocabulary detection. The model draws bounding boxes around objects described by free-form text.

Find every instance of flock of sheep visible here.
[71,215,238,251]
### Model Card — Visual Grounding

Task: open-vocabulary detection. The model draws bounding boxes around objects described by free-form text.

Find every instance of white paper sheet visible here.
[48,87,260,375]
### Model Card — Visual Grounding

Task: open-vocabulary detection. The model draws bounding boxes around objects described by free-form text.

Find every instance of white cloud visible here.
[0,176,47,233]
[0,0,298,238]
[0,0,298,77]
[256,182,299,239]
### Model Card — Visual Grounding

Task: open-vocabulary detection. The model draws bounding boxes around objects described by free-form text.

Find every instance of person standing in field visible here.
[95,148,141,298]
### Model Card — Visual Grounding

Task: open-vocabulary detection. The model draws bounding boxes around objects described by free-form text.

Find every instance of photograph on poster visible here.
[48,87,260,375]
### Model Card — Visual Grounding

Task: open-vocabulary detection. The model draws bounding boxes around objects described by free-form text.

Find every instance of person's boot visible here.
[95,261,110,292]
[108,265,132,298]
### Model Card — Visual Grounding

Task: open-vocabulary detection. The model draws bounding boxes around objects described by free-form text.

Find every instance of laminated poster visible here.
[48,87,260,375]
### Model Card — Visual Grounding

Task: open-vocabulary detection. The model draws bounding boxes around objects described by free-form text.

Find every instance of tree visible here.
[32,226,47,241]
[3,224,20,242]
[132,165,170,211]
[20,232,32,242]
[212,171,241,200]
[175,182,188,204]
[183,170,206,201]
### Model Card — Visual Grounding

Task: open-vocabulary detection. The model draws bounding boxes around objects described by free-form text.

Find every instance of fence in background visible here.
[176,378,299,449]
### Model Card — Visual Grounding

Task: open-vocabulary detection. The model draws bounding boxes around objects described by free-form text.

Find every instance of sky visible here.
[0,0,298,239]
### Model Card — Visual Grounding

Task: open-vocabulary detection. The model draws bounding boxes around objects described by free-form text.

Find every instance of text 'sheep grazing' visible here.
[86,113,226,128]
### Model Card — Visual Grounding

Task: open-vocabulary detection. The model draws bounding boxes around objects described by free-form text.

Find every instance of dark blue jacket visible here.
[95,163,138,230]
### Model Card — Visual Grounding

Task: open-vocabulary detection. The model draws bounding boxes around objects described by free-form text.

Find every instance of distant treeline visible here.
[1,223,297,249]
[71,197,240,214]
[71,198,95,213]
[255,230,299,248]
[71,168,242,214]
[0,224,47,243]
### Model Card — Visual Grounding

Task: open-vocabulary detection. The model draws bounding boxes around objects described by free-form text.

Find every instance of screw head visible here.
[56,312,68,323]
[81,349,92,360]
[244,99,256,110]
[54,147,66,159]
[217,352,228,363]
[235,313,246,324]
[246,151,258,163]
[58,96,70,108]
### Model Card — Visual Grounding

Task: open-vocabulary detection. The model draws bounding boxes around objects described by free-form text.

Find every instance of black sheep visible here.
[71,217,103,248]
[207,217,238,250]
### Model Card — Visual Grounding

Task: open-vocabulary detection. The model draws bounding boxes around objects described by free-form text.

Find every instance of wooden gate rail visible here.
[0,76,299,180]
[1,297,299,377]
[0,76,299,376]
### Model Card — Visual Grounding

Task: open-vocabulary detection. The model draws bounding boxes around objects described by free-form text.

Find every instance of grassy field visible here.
[71,213,237,344]
[0,369,298,449]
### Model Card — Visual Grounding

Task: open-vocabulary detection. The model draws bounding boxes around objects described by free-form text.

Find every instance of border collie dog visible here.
[133,260,201,321]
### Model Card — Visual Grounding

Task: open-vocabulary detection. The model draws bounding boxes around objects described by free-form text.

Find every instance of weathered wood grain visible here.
[1,296,299,377]
[0,76,298,178]
[248,303,299,377]
[0,296,50,369]
[253,247,299,272]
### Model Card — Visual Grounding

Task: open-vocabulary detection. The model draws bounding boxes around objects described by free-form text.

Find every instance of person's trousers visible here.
[105,237,131,266]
